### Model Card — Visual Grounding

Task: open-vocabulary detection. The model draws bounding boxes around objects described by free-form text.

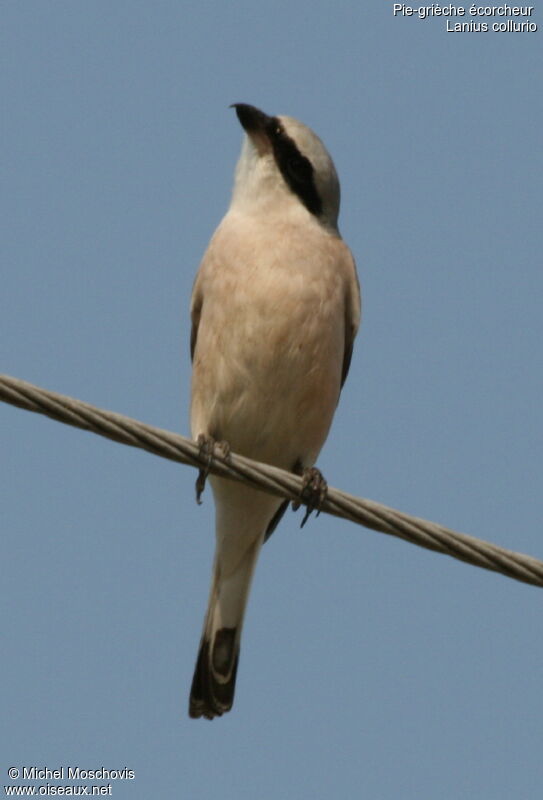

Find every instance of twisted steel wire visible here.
[1,373,542,588]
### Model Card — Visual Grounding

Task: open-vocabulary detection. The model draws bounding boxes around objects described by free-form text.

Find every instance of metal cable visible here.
[1,372,542,588]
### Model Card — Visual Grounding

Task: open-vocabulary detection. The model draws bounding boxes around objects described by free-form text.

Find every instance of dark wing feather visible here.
[341,334,354,389]
[190,317,199,362]
[190,293,203,362]
[263,499,289,543]
[340,252,361,390]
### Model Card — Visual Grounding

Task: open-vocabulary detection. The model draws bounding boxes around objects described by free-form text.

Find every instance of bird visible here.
[188,103,361,719]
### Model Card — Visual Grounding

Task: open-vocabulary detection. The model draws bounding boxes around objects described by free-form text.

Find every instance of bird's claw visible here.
[293,466,328,527]
[195,434,230,505]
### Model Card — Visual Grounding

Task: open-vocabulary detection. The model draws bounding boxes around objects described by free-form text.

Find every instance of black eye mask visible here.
[267,118,323,218]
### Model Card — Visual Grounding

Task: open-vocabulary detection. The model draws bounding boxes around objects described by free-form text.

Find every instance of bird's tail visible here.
[189,538,260,720]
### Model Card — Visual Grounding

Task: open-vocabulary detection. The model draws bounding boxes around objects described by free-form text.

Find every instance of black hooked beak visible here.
[230,103,274,134]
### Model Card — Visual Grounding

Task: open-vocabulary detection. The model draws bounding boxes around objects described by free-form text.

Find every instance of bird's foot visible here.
[292,466,328,528]
[195,434,230,505]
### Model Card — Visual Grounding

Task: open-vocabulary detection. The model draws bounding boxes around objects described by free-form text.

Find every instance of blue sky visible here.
[2,2,542,798]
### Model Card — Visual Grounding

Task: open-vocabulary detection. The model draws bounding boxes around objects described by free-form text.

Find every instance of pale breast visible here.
[191,212,350,469]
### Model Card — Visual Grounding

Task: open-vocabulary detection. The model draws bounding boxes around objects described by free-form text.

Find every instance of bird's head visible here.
[230,103,340,231]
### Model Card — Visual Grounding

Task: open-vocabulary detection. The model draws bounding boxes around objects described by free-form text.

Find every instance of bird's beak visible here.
[230,103,274,152]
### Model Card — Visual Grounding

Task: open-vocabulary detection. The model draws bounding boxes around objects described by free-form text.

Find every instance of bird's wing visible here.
[190,277,204,362]
[341,247,361,389]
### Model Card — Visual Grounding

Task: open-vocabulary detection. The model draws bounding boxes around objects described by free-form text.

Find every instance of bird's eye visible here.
[286,155,310,182]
